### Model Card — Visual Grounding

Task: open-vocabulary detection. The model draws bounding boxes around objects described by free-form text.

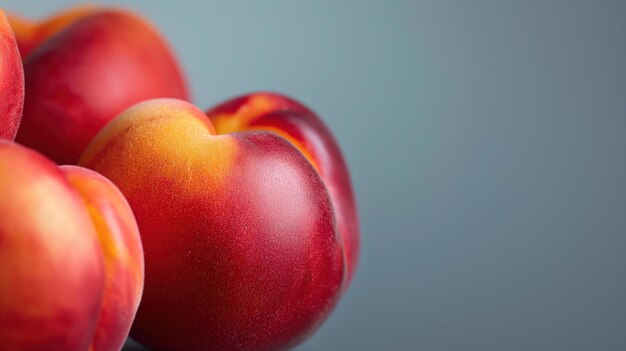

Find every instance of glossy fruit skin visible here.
[62,166,144,351]
[80,99,346,351]
[0,10,24,140]
[7,5,97,58]
[0,141,105,350]
[13,8,189,164]
[207,92,360,286]
[0,141,144,351]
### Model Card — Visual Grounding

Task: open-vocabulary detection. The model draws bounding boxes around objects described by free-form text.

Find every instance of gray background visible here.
[5,1,625,350]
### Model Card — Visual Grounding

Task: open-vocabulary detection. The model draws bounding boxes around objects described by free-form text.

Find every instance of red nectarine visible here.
[0,141,144,351]
[80,98,348,350]
[207,92,360,286]
[11,8,189,163]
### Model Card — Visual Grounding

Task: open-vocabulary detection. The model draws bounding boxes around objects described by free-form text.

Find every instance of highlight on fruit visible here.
[0,5,359,351]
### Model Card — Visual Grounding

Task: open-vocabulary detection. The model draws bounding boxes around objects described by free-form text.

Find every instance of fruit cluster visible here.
[0,6,359,351]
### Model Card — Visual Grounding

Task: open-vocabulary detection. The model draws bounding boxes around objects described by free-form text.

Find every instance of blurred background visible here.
[5,0,625,350]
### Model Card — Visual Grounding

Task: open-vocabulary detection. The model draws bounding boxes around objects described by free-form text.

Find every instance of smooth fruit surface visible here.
[14,8,189,164]
[0,141,105,350]
[7,5,97,58]
[207,92,360,286]
[80,99,345,350]
[62,166,144,351]
[0,141,144,351]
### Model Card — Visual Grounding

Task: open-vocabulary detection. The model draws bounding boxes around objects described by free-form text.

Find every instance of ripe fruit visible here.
[206,92,359,286]
[11,8,189,164]
[79,97,354,350]
[62,166,144,351]
[0,141,143,351]
[0,9,24,140]
[7,5,97,58]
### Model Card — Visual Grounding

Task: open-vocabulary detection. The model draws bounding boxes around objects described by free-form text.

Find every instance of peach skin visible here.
[80,98,346,351]
[0,141,144,351]
[13,8,189,164]
[62,166,144,351]
[0,9,24,140]
[7,5,97,58]
[0,141,105,350]
[206,92,360,286]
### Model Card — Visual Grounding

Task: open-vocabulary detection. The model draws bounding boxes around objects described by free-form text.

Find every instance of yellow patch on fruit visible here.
[80,98,237,197]
[211,94,276,134]
[64,170,141,288]
[5,11,34,42]
[250,126,320,173]
[37,6,98,44]
[0,147,102,320]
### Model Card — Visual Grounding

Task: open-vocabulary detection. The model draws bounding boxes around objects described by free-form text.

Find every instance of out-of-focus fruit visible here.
[80,98,350,350]
[0,141,144,351]
[11,8,189,163]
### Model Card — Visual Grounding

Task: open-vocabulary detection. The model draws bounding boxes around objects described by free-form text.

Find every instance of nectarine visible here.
[7,5,97,58]
[207,92,360,286]
[12,8,189,164]
[62,166,144,351]
[80,98,347,350]
[0,141,143,351]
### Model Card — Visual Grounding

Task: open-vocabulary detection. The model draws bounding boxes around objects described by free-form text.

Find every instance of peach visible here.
[7,5,97,58]
[0,141,105,350]
[80,98,346,350]
[0,9,24,140]
[11,7,189,164]
[206,92,360,286]
[0,141,144,351]
[62,166,144,351]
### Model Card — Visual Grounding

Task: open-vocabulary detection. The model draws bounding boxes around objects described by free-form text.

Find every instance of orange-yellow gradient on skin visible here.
[62,166,144,351]
[13,7,190,164]
[7,5,97,57]
[79,98,345,350]
[0,141,105,351]
[0,140,145,351]
[0,9,24,140]
[207,92,360,286]
[80,98,234,196]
